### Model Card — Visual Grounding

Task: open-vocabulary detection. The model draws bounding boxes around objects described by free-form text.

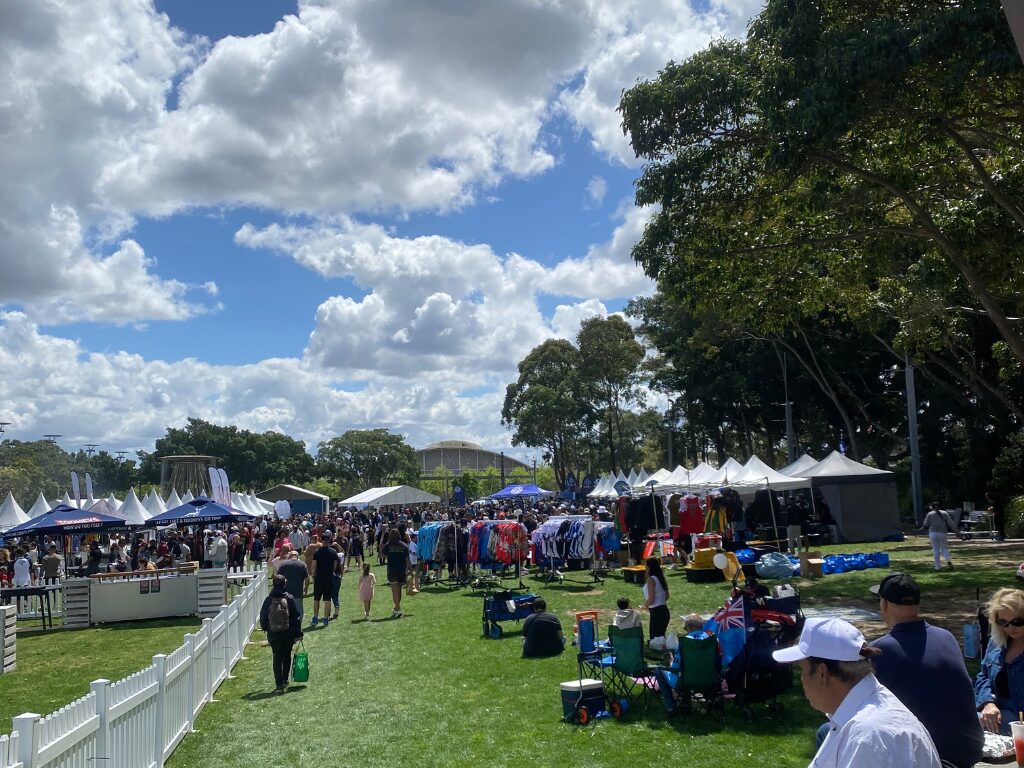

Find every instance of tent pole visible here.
[765,478,780,548]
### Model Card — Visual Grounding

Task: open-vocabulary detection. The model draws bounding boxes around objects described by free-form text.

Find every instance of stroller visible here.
[726,579,803,719]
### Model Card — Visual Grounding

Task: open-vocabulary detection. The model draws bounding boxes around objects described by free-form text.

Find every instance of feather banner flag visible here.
[70,471,81,508]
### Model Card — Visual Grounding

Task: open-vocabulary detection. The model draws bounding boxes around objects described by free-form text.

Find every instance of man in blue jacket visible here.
[868,573,984,768]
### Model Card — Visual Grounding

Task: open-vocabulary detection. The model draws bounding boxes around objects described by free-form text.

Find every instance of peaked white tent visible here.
[779,454,819,477]
[646,468,672,485]
[143,491,167,518]
[0,492,29,532]
[165,489,183,509]
[339,485,440,508]
[731,456,810,491]
[801,451,900,542]
[61,492,74,507]
[250,492,275,515]
[106,492,123,510]
[181,490,195,504]
[28,492,52,519]
[634,468,650,486]
[118,488,150,526]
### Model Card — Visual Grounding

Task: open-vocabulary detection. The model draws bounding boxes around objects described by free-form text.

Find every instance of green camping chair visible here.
[604,624,662,714]
[677,634,724,715]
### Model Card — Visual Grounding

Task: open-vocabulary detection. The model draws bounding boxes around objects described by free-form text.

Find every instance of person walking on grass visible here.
[358,562,375,620]
[922,501,955,570]
[309,533,339,627]
[385,528,410,619]
[259,574,303,693]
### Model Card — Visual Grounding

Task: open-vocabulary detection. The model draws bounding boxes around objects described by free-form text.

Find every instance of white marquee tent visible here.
[339,485,440,508]
[118,488,151,526]
[0,492,29,532]
[28,493,51,519]
[779,454,819,477]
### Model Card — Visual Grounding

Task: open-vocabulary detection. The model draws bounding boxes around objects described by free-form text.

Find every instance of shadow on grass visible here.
[241,690,280,701]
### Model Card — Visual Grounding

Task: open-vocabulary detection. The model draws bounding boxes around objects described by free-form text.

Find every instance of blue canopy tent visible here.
[147,497,256,526]
[490,483,555,499]
[3,503,138,536]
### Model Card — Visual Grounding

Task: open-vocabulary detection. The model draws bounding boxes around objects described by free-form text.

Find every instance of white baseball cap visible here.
[772,617,866,663]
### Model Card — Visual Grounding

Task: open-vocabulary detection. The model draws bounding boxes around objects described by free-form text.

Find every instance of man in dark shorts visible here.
[522,597,565,657]
[274,551,308,623]
[309,533,339,627]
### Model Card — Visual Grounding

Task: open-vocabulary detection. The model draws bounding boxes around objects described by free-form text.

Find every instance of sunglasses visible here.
[996,617,1024,628]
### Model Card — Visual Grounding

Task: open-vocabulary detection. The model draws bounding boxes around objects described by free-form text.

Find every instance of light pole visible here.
[905,359,924,525]
[499,451,506,489]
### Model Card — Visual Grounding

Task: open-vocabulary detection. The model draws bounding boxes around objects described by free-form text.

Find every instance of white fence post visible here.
[202,618,215,702]
[152,655,167,768]
[220,605,233,680]
[12,713,39,768]
[183,634,196,733]
[1,605,15,674]
[90,679,110,765]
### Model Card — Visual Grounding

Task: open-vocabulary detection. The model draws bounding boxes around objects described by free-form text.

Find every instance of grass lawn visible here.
[0,616,201,728]
[164,536,1020,768]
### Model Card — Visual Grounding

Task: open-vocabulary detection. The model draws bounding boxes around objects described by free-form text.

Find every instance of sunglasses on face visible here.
[996,617,1024,628]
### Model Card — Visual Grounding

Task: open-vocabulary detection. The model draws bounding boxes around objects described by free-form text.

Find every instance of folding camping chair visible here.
[653,635,723,716]
[603,625,662,714]
[577,615,614,688]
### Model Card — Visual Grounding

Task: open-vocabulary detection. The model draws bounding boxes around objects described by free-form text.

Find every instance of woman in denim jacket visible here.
[975,588,1024,735]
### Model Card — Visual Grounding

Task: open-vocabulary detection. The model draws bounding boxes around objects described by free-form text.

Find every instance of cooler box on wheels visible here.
[561,678,606,721]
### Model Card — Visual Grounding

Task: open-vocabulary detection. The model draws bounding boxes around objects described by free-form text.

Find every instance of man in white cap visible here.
[773,617,940,767]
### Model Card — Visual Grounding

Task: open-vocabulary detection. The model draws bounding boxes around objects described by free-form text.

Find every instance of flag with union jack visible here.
[703,594,746,666]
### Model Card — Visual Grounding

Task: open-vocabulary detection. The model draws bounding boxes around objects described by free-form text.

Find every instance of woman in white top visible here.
[921,501,955,570]
[642,557,670,640]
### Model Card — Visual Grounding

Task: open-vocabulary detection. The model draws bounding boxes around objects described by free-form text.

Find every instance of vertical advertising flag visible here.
[84,472,94,500]
[218,468,230,506]
[453,484,466,506]
[71,471,81,508]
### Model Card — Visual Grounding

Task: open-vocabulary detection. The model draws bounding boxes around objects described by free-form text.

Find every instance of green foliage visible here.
[315,428,418,496]
[502,339,596,486]
[577,315,646,472]
[138,418,314,491]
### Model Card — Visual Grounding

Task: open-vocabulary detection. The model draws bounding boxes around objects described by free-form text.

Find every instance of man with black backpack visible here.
[259,574,303,693]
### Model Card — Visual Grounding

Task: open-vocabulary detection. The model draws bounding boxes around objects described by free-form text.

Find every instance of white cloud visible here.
[0,311,526,465]
[0,0,211,323]
[236,206,653,375]
[98,0,594,216]
[586,175,608,206]
[558,0,762,163]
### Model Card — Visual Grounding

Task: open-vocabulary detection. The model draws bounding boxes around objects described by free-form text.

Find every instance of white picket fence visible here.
[1,570,266,768]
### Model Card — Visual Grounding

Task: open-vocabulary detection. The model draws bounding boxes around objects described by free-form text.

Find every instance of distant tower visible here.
[159,454,219,496]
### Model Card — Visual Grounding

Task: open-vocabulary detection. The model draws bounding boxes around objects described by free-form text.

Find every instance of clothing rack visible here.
[417,520,466,588]
[531,514,602,584]
[467,520,528,589]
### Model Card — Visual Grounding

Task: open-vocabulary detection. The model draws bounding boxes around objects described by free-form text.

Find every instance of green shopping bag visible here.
[292,641,309,683]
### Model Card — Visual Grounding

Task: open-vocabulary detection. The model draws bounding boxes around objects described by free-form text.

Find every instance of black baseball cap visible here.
[869,573,920,605]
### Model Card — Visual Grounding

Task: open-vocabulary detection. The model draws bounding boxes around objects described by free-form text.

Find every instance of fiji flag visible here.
[703,594,746,666]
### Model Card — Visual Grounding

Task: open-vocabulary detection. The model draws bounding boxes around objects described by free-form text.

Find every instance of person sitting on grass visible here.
[522,597,565,658]
[259,574,303,693]
[613,597,642,629]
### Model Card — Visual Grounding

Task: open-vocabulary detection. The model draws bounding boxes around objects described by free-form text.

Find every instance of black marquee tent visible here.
[802,451,902,542]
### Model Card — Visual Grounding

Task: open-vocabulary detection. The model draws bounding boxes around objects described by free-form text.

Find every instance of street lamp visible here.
[666,398,674,468]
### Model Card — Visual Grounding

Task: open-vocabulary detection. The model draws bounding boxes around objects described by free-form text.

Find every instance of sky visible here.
[0,0,761,462]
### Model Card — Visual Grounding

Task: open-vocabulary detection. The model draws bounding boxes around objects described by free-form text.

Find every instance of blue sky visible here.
[0,0,758,458]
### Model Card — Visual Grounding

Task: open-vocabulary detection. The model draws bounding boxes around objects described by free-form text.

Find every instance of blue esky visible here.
[0,0,758,458]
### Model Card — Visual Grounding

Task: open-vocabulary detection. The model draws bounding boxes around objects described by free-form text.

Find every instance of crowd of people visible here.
[5,495,1022,766]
